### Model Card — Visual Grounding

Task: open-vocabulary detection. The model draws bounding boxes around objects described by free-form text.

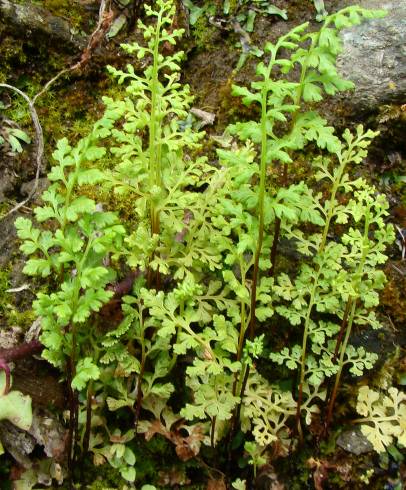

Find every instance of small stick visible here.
[210,416,217,448]
[32,0,114,105]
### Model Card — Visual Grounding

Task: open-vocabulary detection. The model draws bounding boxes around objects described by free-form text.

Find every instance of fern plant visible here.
[95,0,232,436]
[218,5,389,441]
[95,0,392,462]
[15,127,125,471]
[101,0,220,284]
[355,385,406,453]
[324,166,395,426]
[13,0,395,485]
[224,5,386,336]
[270,127,394,435]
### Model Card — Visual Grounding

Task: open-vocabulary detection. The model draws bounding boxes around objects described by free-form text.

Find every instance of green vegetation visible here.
[355,386,406,453]
[0,0,403,487]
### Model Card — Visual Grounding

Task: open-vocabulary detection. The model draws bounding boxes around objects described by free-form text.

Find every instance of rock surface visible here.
[337,427,374,455]
[337,0,406,111]
[0,0,86,51]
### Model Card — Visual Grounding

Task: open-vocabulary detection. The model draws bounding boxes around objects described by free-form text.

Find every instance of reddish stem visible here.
[134,357,146,430]
[324,299,353,435]
[0,340,43,396]
[332,299,351,362]
[295,382,304,443]
[0,339,43,363]
[0,360,11,395]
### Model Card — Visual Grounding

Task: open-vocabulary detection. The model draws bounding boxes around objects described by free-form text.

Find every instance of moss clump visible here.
[78,464,126,490]
[13,0,85,30]
[6,306,35,330]
[0,267,11,322]
[0,266,35,330]
[0,36,27,84]
[191,17,218,51]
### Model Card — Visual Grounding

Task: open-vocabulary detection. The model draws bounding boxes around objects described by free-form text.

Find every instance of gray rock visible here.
[0,409,66,468]
[0,325,23,349]
[0,0,87,51]
[0,420,36,467]
[337,0,406,111]
[337,427,374,455]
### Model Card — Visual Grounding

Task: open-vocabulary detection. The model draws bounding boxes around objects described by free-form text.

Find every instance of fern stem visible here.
[235,260,249,364]
[325,298,357,429]
[149,8,162,206]
[233,299,247,397]
[325,205,371,429]
[82,381,93,455]
[210,416,217,448]
[235,363,250,423]
[352,415,398,424]
[296,151,349,434]
[248,78,269,339]
[269,25,322,276]
[66,352,78,485]
[147,7,163,288]
[333,298,352,362]
[135,302,147,430]
[269,163,287,277]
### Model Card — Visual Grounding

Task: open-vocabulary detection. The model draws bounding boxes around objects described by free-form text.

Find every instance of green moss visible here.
[0,203,11,221]
[0,267,11,321]
[0,36,27,84]
[76,459,126,489]
[381,264,406,325]
[12,0,84,29]
[0,266,35,330]
[45,0,82,23]
[224,0,239,14]
[0,33,67,132]
[6,307,35,330]
[190,6,218,52]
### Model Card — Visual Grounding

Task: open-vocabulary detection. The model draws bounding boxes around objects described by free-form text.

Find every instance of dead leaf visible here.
[93,453,105,466]
[307,457,351,490]
[28,408,67,461]
[140,411,204,461]
[190,108,215,127]
[174,424,204,461]
[256,464,285,490]
[109,430,134,443]
[143,419,166,442]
